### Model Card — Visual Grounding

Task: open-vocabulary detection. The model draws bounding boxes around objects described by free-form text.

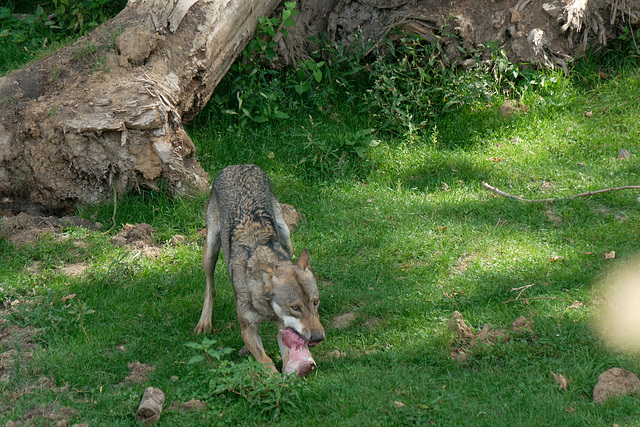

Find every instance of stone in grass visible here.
[281,328,317,377]
[448,310,475,341]
[617,148,632,159]
[593,367,640,404]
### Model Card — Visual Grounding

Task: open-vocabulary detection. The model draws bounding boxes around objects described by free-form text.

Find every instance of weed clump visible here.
[185,337,304,422]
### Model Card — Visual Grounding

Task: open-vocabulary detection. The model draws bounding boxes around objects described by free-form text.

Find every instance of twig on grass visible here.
[503,296,578,304]
[482,182,640,203]
[503,296,558,304]
[510,283,536,300]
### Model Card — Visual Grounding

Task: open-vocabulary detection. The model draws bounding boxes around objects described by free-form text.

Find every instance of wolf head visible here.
[260,249,325,345]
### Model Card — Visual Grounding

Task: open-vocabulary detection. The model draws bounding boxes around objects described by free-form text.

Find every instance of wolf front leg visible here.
[195,204,222,334]
[239,321,278,373]
[276,320,290,368]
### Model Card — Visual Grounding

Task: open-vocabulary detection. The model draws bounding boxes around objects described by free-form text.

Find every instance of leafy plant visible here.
[186,337,303,421]
[185,336,234,364]
[294,58,326,94]
[243,1,298,65]
[68,299,96,343]
[50,0,120,34]
[300,115,375,170]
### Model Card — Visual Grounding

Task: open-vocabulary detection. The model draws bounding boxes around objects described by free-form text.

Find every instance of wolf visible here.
[194,164,324,374]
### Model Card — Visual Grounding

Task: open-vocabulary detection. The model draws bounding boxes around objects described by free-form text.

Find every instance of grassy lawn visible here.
[2,7,640,425]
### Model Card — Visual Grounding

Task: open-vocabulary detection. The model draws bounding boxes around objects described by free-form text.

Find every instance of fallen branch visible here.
[510,283,536,300]
[482,182,640,203]
[503,296,557,304]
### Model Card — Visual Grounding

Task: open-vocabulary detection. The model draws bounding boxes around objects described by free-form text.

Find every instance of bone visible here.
[280,328,317,377]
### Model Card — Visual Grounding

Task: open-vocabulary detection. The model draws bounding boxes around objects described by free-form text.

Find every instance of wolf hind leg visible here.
[195,197,222,334]
[273,201,293,256]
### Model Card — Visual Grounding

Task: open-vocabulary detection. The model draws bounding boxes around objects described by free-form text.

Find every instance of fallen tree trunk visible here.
[0,0,280,213]
[2,0,639,213]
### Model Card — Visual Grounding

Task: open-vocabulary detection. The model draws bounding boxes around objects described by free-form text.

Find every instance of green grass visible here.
[2,24,640,426]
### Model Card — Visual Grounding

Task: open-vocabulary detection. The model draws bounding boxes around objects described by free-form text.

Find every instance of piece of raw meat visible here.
[280,328,317,377]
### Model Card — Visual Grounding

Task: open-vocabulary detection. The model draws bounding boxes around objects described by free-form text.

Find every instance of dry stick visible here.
[482,182,640,203]
[503,296,558,304]
[510,283,536,300]
[503,296,577,304]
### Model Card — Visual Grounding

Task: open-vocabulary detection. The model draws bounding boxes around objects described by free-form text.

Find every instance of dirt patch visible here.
[11,404,79,426]
[0,325,39,384]
[111,223,162,258]
[122,361,156,385]
[59,262,89,277]
[449,311,518,362]
[512,315,535,335]
[333,312,357,329]
[0,212,99,247]
[167,399,207,412]
[593,205,627,221]
[111,223,155,248]
[545,207,563,226]
[451,253,476,276]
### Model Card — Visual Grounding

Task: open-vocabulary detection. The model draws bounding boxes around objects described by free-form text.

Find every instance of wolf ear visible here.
[296,249,310,270]
[259,261,277,276]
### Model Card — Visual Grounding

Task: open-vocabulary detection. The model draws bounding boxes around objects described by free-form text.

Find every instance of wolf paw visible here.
[194,321,212,334]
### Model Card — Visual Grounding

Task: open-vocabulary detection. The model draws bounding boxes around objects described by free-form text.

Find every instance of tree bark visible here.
[0,0,280,213]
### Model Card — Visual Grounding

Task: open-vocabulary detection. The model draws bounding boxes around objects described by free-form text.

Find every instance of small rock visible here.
[448,311,475,342]
[593,367,640,404]
[110,235,128,247]
[510,9,522,23]
[462,58,478,69]
[618,148,632,159]
[169,235,186,246]
[542,2,562,18]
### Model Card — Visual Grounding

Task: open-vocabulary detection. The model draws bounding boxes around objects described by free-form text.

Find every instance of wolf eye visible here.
[313,299,319,306]
[291,305,301,311]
